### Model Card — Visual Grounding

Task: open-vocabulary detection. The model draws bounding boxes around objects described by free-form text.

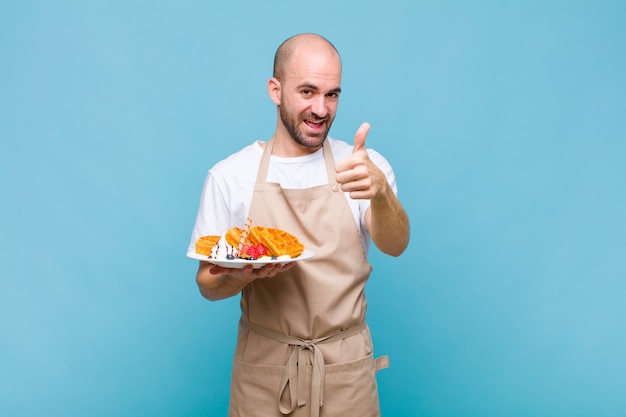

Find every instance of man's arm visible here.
[196,261,295,301]
[365,184,409,256]
[335,123,410,256]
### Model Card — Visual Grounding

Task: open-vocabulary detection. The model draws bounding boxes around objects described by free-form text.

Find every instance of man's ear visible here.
[268,77,281,105]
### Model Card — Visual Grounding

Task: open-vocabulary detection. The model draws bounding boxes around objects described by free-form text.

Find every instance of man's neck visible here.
[270,131,324,157]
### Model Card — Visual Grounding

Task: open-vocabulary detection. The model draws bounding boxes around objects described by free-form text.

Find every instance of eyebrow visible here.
[297,83,342,94]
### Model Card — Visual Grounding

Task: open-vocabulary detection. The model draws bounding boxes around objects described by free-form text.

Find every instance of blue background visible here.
[1,1,625,416]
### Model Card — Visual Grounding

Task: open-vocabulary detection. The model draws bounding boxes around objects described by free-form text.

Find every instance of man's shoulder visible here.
[210,141,263,175]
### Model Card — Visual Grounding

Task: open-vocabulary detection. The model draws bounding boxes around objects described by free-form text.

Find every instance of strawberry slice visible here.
[240,243,260,260]
[239,243,253,259]
[256,243,267,257]
[248,245,259,260]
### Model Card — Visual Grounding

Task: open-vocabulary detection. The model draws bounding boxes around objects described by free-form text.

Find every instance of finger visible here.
[208,264,229,275]
[279,261,295,270]
[353,122,370,154]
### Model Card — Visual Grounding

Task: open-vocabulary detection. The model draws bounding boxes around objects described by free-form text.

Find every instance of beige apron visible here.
[228,139,388,417]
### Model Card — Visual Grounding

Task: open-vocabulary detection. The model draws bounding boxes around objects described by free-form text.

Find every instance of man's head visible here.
[268,34,342,152]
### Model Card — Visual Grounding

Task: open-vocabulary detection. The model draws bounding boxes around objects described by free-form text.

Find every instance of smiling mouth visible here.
[304,119,325,130]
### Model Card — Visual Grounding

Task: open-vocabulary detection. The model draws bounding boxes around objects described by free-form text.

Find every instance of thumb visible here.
[353,122,370,154]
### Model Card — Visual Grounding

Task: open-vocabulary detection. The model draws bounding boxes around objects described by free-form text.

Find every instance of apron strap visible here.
[256,138,273,184]
[375,355,390,371]
[321,139,339,189]
[255,139,339,187]
[240,315,367,417]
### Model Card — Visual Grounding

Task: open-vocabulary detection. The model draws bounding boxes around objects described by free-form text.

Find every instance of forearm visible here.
[366,184,410,257]
[196,262,252,301]
[195,261,295,301]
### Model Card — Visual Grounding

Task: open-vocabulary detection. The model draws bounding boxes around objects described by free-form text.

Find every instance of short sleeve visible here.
[186,172,233,254]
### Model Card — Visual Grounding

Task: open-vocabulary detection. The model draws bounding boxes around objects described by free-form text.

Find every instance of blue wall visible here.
[1,1,625,416]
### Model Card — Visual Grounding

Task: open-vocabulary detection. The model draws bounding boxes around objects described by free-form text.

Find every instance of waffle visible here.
[216,223,304,258]
[195,235,221,256]
[249,226,304,258]
[225,227,244,248]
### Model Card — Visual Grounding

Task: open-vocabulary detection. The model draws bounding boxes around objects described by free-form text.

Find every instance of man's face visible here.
[277,50,342,149]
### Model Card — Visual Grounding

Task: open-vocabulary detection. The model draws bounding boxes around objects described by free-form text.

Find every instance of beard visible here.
[279,105,333,148]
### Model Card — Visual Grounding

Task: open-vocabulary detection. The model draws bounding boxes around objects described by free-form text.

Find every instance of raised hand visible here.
[335,122,387,200]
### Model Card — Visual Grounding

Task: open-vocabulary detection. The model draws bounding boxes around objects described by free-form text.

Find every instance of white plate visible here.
[186,249,316,269]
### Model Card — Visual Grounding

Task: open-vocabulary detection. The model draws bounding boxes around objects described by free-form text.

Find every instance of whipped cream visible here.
[210,235,238,260]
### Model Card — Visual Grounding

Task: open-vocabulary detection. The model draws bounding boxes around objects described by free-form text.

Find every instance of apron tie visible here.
[240,316,367,417]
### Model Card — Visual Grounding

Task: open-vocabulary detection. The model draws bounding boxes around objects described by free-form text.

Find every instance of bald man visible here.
[188,33,409,417]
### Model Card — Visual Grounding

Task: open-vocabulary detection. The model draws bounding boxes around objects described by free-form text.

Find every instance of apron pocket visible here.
[323,352,382,417]
[229,353,385,417]
[229,360,285,417]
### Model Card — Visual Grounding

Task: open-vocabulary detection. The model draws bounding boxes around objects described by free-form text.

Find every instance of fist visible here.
[335,122,386,200]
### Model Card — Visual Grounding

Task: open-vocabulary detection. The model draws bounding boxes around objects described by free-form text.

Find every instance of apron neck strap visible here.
[256,138,337,186]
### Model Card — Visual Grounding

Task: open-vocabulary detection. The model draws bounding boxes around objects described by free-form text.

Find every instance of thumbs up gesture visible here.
[352,121,370,154]
[335,122,387,200]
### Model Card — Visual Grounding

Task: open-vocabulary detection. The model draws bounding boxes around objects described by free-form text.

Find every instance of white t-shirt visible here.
[187,137,398,255]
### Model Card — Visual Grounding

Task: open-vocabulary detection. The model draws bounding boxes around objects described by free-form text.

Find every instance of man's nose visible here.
[310,96,328,118]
